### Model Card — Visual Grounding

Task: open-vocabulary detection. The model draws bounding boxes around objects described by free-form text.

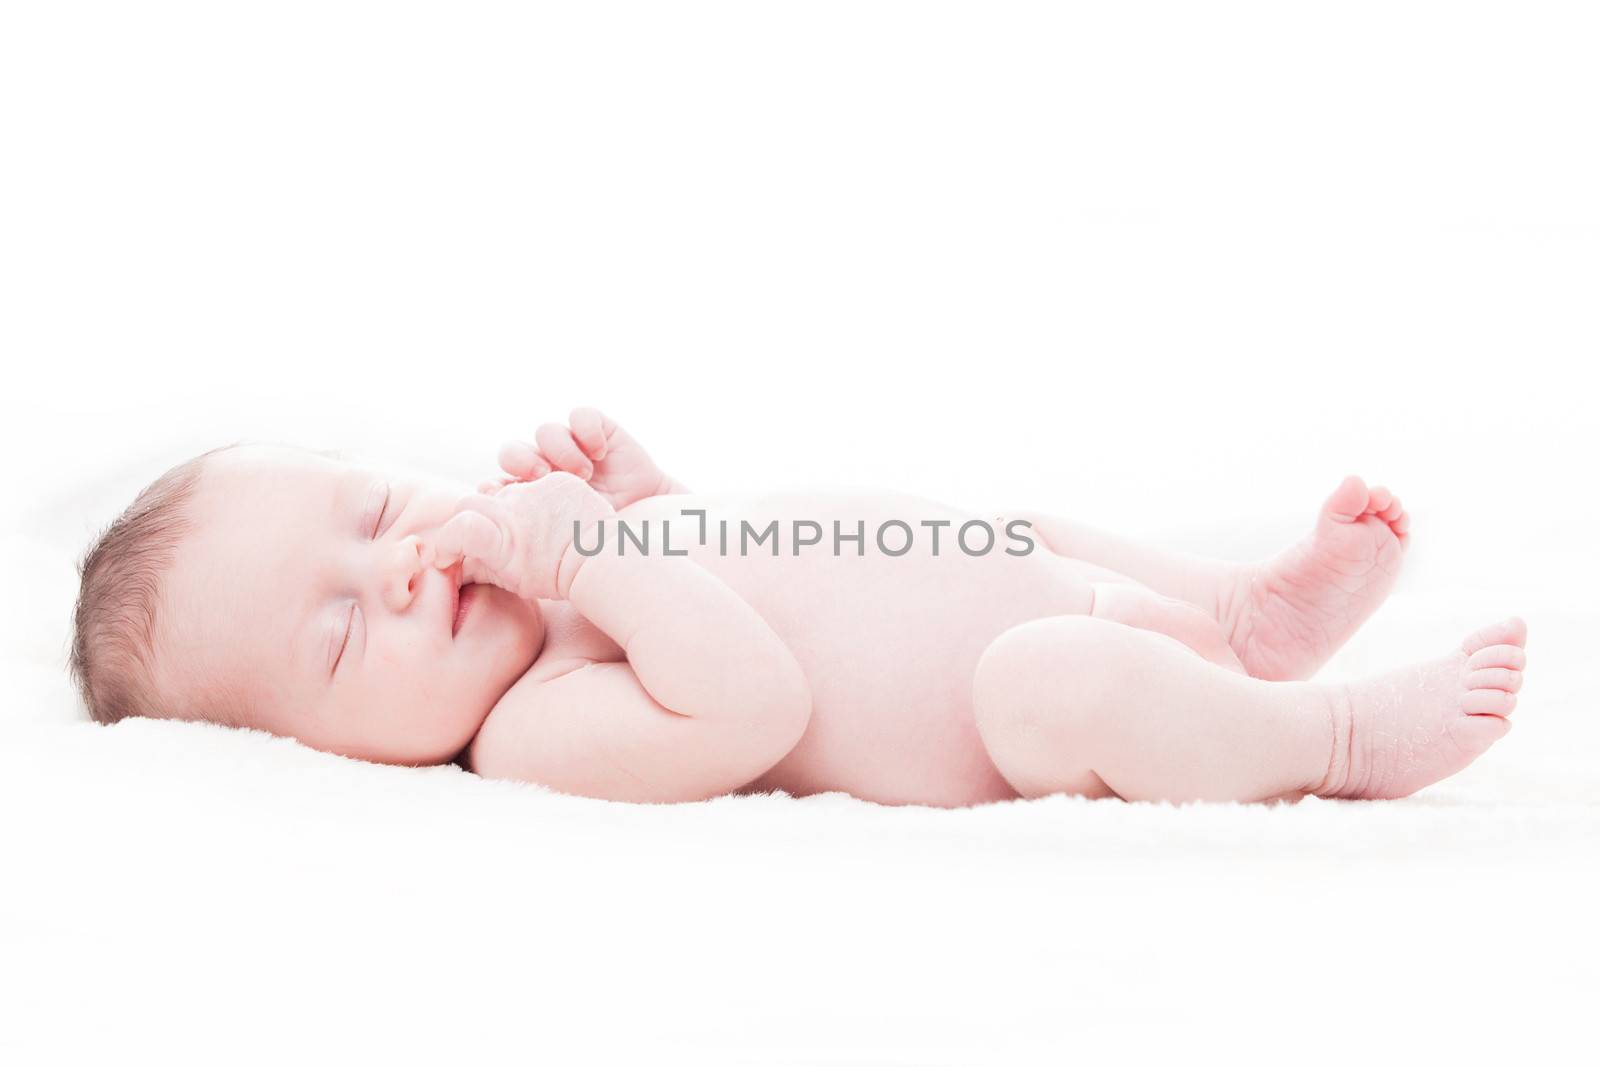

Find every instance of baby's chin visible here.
[444,588,545,724]
[472,585,547,675]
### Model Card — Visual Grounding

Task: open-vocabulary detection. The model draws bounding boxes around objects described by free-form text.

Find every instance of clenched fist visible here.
[485,407,684,509]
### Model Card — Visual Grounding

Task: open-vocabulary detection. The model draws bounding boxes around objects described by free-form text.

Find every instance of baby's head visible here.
[70,444,545,764]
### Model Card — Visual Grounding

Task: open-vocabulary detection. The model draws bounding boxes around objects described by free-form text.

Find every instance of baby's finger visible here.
[535,423,595,479]
[420,508,506,573]
[568,407,610,461]
[498,440,551,482]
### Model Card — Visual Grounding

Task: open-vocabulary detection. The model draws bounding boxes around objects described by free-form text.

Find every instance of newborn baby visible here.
[70,409,1529,806]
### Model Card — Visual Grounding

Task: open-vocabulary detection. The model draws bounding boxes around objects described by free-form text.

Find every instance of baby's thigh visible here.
[1002,511,1141,587]
[1041,553,1140,587]
[1086,582,1244,671]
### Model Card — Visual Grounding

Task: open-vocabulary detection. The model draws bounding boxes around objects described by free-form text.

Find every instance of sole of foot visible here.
[1231,474,1410,681]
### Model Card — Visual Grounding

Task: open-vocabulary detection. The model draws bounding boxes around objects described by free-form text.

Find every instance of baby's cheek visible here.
[376,647,437,692]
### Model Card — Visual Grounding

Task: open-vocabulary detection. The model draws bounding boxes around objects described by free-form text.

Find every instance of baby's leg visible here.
[1014,510,1244,621]
[1086,581,1246,674]
[972,615,1526,804]
[1010,475,1413,682]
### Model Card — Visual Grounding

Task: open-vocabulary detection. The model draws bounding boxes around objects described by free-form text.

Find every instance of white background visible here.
[2,3,1596,1064]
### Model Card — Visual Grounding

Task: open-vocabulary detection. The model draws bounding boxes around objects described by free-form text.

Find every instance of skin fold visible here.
[154,409,1527,806]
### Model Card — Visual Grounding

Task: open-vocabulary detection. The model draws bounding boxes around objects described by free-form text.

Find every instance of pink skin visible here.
[155,410,1528,806]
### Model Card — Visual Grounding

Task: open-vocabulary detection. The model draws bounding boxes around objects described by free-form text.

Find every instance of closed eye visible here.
[332,602,356,675]
[370,483,392,539]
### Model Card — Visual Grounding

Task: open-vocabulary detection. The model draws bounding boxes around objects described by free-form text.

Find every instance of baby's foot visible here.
[1315,618,1527,800]
[1228,475,1410,681]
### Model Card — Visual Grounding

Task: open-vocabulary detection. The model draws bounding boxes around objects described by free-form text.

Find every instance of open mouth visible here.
[452,583,482,637]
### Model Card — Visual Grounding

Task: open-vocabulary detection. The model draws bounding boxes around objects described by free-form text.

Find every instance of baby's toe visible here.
[1465,667,1523,692]
[1462,688,1518,716]
[1461,617,1528,656]
[1321,475,1372,524]
[1468,644,1526,671]
[1368,485,1393,514]
[1449,712,1512,753]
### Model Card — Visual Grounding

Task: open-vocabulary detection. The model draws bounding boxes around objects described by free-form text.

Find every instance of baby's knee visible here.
[981,614,1123,666]
[973,616,1132,729]
[972,617,1132,799]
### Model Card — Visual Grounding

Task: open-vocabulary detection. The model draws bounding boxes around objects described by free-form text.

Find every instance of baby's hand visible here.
[419,473,614,601]
[487,407,678,509]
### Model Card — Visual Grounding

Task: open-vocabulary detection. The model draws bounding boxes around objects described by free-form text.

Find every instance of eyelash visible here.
[333,602,356,674]
[371,484,392,539]
[335,482,390,674]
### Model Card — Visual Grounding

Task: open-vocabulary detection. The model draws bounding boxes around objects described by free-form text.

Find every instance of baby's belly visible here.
[620,490,1092,807]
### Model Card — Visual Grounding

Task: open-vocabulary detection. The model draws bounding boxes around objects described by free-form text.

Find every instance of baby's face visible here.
[156,445,544,764]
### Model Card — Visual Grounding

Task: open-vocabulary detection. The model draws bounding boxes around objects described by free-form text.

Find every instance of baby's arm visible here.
[426,476,812,803]
[475,549,812,802]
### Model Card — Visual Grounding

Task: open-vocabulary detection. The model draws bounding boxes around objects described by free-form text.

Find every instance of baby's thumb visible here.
[421,509,507,574]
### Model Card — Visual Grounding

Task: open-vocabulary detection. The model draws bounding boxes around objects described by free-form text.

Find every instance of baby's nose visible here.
[381,535,426,612]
